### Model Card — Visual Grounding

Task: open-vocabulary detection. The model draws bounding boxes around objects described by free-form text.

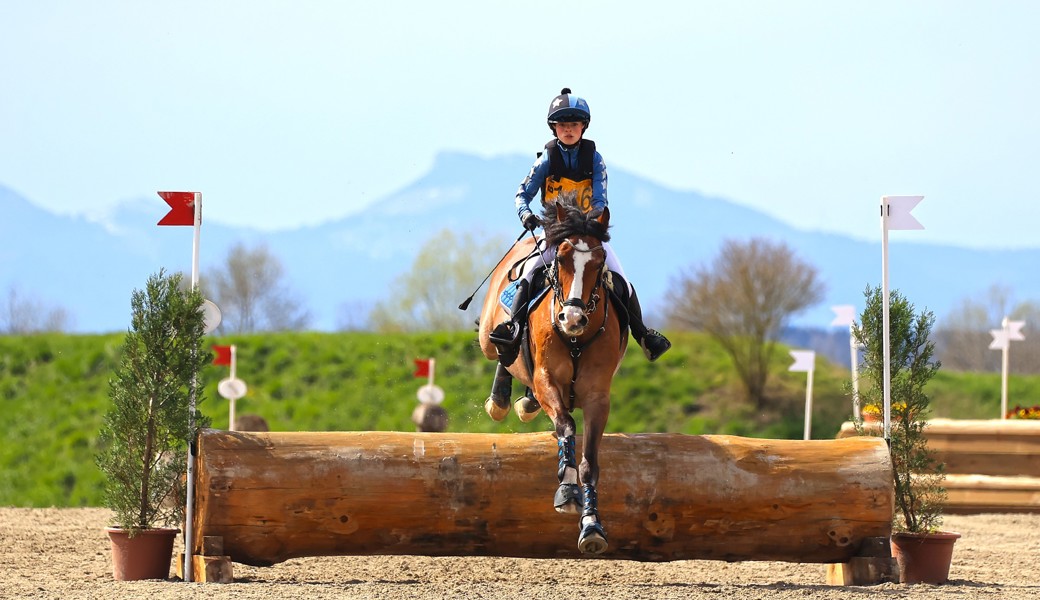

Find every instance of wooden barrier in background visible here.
[191,429,892,568]
[838,418,1040,513]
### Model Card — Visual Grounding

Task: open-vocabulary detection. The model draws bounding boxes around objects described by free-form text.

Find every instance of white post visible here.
[879,195,924,441]
[803,366,815,441]
[184,192,202,583]
[990,318,1025,419]
[1001,316,1010,420]
[789,350,815,440]
[831,305,859,420]
[228,345,237,431]
[881,202,893,441]
[849,324,861,420]
[428,358,435,387]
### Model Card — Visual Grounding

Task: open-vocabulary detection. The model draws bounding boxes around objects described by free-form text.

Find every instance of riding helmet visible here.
[547,88,591,131]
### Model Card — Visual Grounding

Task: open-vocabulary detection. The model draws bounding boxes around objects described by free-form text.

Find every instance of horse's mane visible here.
[541,196,611,247]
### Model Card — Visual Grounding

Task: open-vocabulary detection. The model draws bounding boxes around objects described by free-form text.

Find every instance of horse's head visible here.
[543,201,611,337]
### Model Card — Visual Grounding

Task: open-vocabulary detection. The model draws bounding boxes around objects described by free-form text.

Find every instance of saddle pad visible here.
[499,280,521,313]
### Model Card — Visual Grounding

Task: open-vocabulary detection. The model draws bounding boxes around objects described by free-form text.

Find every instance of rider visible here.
[489,88,671,365]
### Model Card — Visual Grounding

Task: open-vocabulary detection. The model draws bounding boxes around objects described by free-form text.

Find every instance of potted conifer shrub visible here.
[852,285,958,585]
[95,270,209,580]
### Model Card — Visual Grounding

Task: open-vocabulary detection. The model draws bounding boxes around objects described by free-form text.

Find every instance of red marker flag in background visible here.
[213,345,233,366]
[413,359,431,378]
[157,191,196,226]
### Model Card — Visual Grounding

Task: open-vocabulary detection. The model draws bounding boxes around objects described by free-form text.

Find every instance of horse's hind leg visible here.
[484,364,512,422]
[514,387,541,422]
[577,401,609,554]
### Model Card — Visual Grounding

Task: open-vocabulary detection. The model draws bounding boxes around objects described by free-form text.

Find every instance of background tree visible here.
[936,284,1040,373]
[369,229,507,332]
[202,242,311,333]
[0,285,72,334]
[335,299,375,332]
[665,237,824,408]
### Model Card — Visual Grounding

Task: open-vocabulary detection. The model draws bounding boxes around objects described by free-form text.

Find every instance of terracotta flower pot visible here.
[106,527,179,581]
[890,531,960,584]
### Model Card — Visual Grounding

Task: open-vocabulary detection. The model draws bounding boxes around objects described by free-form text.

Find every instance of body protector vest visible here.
[540,139,596,213]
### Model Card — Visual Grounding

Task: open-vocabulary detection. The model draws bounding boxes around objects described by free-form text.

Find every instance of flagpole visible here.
[184,192,202,583]
[788,350,815,440]
[1001,317,1010,420]
[881,198,893,441]
[830,306,859,421]
[229,345,237,431]
[803,366,814,441]
[849,323,861,420]
[428,358,435,387]
[879,195,925,441]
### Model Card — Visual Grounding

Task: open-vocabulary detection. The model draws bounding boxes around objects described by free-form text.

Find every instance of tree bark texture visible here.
[192,430,892,566]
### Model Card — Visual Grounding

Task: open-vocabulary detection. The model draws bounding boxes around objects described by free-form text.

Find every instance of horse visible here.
[477,200,627,555]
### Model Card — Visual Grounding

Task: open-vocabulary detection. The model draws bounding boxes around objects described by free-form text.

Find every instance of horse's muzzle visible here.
[558,300,589,335]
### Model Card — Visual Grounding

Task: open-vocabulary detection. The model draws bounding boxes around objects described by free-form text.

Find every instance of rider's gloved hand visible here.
[522,211,542,231]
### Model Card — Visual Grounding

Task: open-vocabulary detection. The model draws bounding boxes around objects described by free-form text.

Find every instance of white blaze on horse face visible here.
[560,240,593,334]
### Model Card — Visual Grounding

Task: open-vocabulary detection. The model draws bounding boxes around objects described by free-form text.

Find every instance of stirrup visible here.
[640,329,671,362]
[490,321,523,367]
[489,320,520,347]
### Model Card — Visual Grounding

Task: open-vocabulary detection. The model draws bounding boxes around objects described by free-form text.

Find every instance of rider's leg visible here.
[489,240,554,360]
[489,279,530,365]
[626,283,671,361]
[604,243,671,362]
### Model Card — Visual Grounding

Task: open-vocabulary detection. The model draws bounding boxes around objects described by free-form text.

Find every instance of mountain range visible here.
[3,151,1038,335]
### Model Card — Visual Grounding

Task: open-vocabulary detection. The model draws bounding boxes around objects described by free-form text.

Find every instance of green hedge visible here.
[1,331,1035,507]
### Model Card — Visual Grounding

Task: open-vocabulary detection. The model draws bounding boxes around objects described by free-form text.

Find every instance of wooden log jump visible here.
[839,418,1040,513]
[191,429,892,568]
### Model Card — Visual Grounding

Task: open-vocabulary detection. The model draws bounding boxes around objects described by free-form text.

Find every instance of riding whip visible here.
[458,229,530,311]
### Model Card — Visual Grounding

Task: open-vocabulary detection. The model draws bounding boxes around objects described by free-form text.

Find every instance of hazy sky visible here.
[3,1,1038,248]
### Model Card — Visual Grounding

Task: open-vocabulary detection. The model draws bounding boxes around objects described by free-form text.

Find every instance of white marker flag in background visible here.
[789,350,816,441]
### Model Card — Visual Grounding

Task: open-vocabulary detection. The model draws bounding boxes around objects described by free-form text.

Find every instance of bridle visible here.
[546,238,610,412]
[549,237,607,322]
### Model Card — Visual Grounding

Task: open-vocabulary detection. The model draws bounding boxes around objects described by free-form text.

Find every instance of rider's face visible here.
[553,121,584,145]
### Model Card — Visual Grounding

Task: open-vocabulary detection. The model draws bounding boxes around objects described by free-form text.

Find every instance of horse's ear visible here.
[554,201,567,223]
[597,206,610,226]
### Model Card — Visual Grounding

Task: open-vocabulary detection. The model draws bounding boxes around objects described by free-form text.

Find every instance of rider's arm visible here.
[515,153,551,222]
[592,150,607,212]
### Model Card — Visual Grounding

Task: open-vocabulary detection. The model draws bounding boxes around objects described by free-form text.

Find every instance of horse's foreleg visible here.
[484,364,512,422]
[577,400,609,554]
[542,400,581,515]
[554,432,582,514]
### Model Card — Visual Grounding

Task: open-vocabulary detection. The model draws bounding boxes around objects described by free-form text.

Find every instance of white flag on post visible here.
[883,195,925,230]
[789,350,816,373]
[789,350,816,440]
[830,305,856,327]
[1008,320,1027,341]
[989,329,1009,350]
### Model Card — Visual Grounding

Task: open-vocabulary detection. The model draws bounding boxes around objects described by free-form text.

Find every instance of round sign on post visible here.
[201,299,222,335]
[417,383,444,405]
[218,377,247,401]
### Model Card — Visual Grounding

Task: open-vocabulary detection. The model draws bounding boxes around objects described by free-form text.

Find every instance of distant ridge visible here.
[3,153,1039,333]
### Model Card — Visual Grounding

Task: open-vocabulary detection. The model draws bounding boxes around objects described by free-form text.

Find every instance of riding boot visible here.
[489,279,530,367]
[625,284,671,362]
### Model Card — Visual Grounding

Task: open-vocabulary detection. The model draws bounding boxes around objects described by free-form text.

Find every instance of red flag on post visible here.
[212,345,233,366]
[157,191,196,226]
[413,359,431,378]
